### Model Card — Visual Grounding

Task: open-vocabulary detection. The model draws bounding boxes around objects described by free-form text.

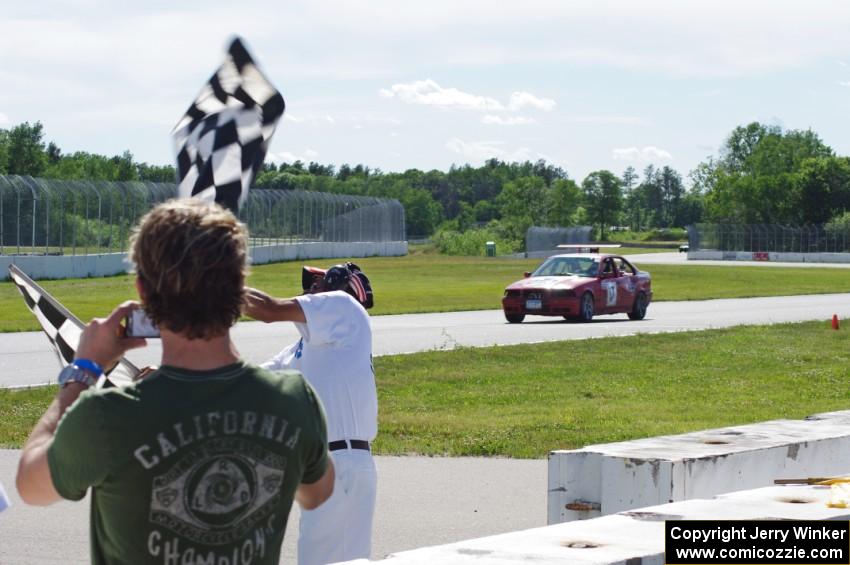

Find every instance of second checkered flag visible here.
[8,265,140,388]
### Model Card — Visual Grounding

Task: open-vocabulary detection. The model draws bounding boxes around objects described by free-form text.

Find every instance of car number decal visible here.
[602,281,617,306]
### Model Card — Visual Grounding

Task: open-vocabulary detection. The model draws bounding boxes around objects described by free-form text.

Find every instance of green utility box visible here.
[485,241,496,257]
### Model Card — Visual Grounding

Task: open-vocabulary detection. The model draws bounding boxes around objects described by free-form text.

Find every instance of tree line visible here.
[2,120,848,251]
[0,122,176,183]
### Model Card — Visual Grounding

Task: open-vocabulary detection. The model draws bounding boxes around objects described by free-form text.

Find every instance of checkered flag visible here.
[173,37,285,214]
[9,265,140,388]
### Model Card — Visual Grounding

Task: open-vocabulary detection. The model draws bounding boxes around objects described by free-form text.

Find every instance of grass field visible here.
[3,321,848,456]
[3,253,850,332]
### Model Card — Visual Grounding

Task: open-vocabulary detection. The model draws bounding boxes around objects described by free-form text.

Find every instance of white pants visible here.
[298,448,377,565]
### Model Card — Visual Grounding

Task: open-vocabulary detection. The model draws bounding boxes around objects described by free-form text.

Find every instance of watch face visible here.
[58,365,95,387]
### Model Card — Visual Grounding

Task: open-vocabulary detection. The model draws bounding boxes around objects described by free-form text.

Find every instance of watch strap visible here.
[72,358,103,377]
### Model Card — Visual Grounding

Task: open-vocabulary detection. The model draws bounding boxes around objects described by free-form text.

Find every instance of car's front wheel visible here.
[628,292,648,320]
[578,292,594,322]
[505,312,525,324]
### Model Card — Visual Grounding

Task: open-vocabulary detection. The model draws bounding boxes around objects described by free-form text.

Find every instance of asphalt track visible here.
[4,291,850,388]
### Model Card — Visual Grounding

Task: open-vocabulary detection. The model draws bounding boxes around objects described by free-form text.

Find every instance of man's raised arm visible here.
[243,287,306,324]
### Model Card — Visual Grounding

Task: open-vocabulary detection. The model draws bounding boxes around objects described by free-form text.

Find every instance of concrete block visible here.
[548,411,850,524]
[688,250,850,264]
[352,484,850,565]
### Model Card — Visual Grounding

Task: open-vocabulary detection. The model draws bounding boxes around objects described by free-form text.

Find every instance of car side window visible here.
[602,259,614,274]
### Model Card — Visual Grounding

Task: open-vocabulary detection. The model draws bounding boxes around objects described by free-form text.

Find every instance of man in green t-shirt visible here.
[16,199,335,565]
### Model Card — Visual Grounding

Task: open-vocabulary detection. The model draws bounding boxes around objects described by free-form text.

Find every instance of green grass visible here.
[4,321,849,456]
[371,321,850,457]
[0,387,56,448]
[3,254,850,332]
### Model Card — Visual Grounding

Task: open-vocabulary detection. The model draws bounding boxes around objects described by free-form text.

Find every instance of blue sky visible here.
[2,0,850,183]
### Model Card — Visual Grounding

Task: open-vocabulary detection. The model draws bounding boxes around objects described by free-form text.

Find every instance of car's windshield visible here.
[532,256,597,277]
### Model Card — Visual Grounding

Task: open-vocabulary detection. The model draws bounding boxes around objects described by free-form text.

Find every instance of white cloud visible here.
[286,112,401,129]
[446,137,541,163]
[380,79,503,111]
[282,113,336,125]
[612,146,673,162]
[481,115,536,126]
[269,149,320,164]
[0,112,8,126]
[839,81,850,87]
[380,79,554,113]
[508,91,556,111]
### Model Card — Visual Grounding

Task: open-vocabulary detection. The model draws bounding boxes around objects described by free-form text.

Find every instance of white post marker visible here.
[0,481,11,513]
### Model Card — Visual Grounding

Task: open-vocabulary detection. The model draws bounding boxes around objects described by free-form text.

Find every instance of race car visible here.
[501,253,652,323]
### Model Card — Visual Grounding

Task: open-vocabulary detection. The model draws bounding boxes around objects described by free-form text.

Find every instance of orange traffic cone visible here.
[832,314,840,330]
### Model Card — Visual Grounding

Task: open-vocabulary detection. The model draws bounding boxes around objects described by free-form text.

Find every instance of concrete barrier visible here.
[0,241,408,280]
[690,250,850,263]
[247,241,407,265]
[345,483,850,565]
[0,253,129,280]
[547,409,850,524]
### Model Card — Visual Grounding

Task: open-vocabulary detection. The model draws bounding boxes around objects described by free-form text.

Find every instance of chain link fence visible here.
[526,226,593,253]
[0,175,406,255]
[687,224,850,253]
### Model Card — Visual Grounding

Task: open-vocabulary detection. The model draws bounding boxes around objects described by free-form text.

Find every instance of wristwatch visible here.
[57,362,100,388]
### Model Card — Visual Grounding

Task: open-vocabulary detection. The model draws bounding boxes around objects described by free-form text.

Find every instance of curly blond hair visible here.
[129,199,248,339]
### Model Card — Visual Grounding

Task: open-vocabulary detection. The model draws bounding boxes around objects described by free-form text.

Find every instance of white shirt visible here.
[262,291,378,443]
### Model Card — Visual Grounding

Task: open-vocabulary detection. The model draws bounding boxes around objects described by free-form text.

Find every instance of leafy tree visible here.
[6,121,47,176]
[700,122,836,223]
[0,129,8,173]
[497,176,549,242]
[46,141,62,165]
[473,199,499,222]
[794,157,850,224]
[635,165,663,228]
[581,170,622,240]
[455,201,475,232]
[677,191,705,227]
[308,161,335,176]
[113,151,138,181]
[401,188,444,237]
[621,166,638,198]
[721,122,782,172]
[548,178,581,226]
[337,164,352,181]
[658,166,685,227]
[136,162,176,183]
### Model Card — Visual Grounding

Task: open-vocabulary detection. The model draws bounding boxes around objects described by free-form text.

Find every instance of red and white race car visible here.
[501,253,652,323]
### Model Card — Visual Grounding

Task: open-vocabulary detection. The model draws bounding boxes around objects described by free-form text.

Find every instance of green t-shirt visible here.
[47,361,328,565]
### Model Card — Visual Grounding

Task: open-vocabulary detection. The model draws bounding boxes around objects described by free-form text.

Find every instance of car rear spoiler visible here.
[556,244,622,253]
